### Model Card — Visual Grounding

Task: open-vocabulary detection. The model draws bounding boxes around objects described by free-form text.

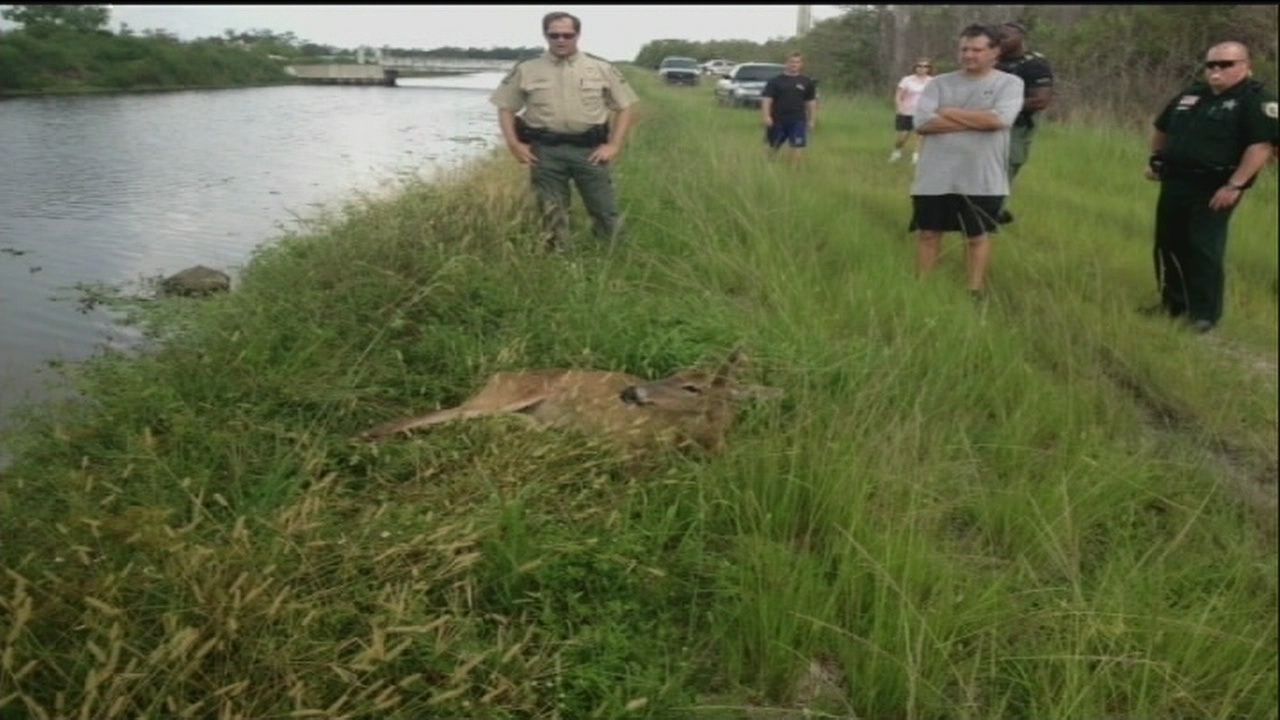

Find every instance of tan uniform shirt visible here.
[490,51,638,134]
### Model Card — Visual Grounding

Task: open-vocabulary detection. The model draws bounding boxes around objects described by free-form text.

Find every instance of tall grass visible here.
[1,73,1275,718]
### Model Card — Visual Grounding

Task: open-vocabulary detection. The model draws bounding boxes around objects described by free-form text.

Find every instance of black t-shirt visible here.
[761,74,817,122]
[996,52,1052,128]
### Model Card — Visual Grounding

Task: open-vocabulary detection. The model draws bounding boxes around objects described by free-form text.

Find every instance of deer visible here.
[359,349,781,452]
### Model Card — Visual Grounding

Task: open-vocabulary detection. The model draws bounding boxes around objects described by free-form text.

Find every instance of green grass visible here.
[1,73,1276,718]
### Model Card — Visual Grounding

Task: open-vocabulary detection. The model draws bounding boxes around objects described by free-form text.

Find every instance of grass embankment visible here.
[1,73,1276,718]
[0,29,290,96]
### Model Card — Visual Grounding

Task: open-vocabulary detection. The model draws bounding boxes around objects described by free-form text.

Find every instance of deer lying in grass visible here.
[360,350,781,452]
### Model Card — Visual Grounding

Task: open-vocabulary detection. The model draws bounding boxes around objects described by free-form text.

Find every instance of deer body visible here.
[362,351,775,452]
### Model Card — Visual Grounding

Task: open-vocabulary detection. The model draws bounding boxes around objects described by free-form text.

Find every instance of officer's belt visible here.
[518,121,608,148]
[1162,160,1235,180]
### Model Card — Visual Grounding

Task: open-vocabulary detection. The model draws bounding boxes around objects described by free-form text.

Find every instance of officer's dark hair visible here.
[542,12,581,34]
[959,24,1001,49]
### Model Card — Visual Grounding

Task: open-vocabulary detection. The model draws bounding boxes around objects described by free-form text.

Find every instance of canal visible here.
[0,73,507,462]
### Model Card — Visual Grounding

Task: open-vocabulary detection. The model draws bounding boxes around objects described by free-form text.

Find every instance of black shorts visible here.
[910,194,1004,238]
[894,114,915,132]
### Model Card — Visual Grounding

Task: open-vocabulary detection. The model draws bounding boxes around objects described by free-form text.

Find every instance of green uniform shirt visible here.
[1154,78,1279,171]
[490,51,639,134]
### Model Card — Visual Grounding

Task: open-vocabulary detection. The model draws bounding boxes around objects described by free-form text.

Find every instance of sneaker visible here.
[911,152,919,164]
[996,209,1014,225]
[889,150,902,163]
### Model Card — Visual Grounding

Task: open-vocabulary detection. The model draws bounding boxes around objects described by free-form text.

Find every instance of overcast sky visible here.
[47,5,842,61]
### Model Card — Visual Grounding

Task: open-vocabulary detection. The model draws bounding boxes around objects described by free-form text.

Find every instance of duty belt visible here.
[515,117,609,148]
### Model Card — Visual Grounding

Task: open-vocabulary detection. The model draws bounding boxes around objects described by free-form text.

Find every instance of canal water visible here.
[0,73,508,461]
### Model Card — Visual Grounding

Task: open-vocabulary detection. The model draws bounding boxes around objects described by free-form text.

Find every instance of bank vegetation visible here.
[1,69,1276,717]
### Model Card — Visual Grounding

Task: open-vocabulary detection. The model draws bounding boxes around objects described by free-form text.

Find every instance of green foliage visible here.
[635,5,1279,123]
[0,26,290,93]
[1,3,109,36]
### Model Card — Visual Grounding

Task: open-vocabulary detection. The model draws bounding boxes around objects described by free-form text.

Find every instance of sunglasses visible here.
[1203,60,1242,70]
[545,32,577,40]
[916,64,931,69]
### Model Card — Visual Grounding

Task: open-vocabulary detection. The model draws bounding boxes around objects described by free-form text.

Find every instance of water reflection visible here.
[0,77,504,452]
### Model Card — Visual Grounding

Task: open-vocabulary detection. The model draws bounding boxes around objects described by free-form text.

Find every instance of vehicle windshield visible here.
[661,58,698,69]
[734,65,783,81]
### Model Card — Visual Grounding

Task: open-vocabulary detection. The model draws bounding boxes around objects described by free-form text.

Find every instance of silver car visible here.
[714,62,785,108]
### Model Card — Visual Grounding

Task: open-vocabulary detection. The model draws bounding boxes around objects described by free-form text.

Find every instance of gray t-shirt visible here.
[911,69,1024,196]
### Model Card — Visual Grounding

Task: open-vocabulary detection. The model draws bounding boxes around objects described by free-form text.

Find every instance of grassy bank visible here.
[0,29,290,95]
[1,73,1276,718]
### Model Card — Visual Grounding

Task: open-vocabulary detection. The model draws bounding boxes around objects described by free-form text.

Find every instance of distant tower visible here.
[796,5,813,36]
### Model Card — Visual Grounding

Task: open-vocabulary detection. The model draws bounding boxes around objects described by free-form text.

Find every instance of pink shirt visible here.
[896,74,931,115]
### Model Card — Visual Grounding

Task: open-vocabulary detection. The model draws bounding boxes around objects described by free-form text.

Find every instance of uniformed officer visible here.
[1144,41,1278,332]
[490,11,638,250]
[994,21,1053,224]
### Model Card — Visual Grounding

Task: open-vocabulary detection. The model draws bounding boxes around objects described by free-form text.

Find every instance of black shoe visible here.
[996,209,1014,225]
[1137,303,1168,317]
[969,289,988,305]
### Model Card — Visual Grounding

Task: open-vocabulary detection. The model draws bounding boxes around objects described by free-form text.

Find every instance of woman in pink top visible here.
[890,58,934,163]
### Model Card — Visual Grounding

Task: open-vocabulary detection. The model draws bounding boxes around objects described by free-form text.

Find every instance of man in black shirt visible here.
[761,52,818,163]
[995,21,1053,223]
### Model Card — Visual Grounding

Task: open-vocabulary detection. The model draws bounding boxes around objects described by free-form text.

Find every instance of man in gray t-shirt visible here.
[910,24,1024,299]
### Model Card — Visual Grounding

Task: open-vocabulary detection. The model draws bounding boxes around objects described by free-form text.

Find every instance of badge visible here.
[1221,99,1236,111]
[1177,95,1199,107]
[1266,101,1278,119]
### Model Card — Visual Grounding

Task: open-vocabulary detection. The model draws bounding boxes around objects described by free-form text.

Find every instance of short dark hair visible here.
[542,12,581,34]
[1002,21,1028,35]
[959,24,1000,48]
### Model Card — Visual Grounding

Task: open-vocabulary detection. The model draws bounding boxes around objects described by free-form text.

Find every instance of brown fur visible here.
[360,350,780,452]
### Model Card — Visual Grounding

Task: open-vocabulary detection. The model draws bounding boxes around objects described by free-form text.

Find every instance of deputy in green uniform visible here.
[490,11,638,250]
[1145,41,1278,332]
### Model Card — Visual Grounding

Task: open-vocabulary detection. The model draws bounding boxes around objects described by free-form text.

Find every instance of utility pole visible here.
[796,4,812,36]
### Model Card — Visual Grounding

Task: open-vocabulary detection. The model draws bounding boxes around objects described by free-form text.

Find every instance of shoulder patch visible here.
[1265,102,1278,119]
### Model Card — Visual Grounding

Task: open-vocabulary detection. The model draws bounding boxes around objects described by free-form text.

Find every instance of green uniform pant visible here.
[1008,123,1036,182]
[1153,177,1234,324]
[530,142,621,249]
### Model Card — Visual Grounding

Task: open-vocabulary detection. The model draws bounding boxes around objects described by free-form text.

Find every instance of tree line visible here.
[0,4,541,94]
[634,5,1278,126]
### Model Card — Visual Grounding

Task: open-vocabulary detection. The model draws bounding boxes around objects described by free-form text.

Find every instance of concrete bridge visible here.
[285,55,518,86]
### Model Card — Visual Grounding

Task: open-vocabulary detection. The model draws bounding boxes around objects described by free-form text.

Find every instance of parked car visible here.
[714,62,785,108]
[701,59,736,77]
[658,56,700,86]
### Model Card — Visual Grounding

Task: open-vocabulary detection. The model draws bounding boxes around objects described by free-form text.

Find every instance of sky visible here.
[56,5,849,62]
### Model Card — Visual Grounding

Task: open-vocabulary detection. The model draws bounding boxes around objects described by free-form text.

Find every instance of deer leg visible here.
[361,406,468,441]
[361,397,549,441]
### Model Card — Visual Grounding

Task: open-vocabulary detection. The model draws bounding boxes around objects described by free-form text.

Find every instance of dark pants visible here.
[1008,123,1036,183]
[530,142,620,250]
[1153,177,1234,324]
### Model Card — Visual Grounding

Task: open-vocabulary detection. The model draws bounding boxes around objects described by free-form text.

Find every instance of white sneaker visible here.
[889,150,902,163]
[911,152,919,164]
